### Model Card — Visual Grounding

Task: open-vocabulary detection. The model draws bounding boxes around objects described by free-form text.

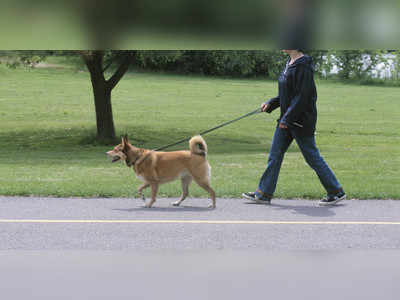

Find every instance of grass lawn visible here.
[0,63,399,199]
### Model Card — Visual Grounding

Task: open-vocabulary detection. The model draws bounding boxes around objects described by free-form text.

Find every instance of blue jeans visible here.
[256,127,342,198]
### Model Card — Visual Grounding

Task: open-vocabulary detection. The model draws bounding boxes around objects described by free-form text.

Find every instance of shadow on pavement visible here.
[244,201,345,217]
[112,205,213,212]
[271,203,346,217]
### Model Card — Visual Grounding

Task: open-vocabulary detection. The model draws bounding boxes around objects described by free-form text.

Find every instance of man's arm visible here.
[261,96,280,113]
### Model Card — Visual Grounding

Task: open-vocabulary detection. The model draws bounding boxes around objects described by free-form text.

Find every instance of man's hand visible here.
[261,102,270,112]
[279,123,288,129]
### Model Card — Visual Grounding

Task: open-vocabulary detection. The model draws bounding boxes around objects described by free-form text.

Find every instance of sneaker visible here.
[242,192,271,204]
[319,190,346,206]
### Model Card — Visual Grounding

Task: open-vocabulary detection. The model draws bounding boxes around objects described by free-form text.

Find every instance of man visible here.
[242,50,345,206]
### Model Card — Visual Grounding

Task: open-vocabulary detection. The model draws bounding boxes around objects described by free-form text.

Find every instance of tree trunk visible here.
[82,51,116,142]
[82,51,134,143]
[92,83,115,141]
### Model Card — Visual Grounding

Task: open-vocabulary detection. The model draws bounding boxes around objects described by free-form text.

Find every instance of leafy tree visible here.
[306,50,330,78]
[331,50,384,80]
[392,51,400,80]
[0,50,50,68]
[380,50,400,80]
[133,50,288,79]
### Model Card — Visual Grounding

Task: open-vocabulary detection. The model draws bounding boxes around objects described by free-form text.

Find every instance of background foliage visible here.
[2,50,399,84]
[131,50,399,84]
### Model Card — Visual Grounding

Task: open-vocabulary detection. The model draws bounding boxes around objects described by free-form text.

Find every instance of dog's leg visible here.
[172,175,192,206]
[193,177,216,209]
[145,183,159,208]
[137,182,150,201]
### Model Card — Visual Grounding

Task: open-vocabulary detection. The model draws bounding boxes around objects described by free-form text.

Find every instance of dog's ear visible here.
[124,134,129,145]
[122,134,129,149]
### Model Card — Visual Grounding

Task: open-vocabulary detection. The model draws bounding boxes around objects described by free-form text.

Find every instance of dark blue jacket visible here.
[266,55,317,136]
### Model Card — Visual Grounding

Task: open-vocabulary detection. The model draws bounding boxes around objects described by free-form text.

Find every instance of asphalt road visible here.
[0,196,399,250]
[1,196,399,300]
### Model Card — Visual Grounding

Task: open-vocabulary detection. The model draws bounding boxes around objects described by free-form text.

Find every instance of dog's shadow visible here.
[113,205,213,213]
[245,202,345,217]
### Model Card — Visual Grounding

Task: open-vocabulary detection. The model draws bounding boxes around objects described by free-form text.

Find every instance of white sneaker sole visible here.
[318,194,346,206]
[242,193,270,204]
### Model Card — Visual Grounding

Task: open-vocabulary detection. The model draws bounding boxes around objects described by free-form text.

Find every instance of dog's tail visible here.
[189,135,208,156]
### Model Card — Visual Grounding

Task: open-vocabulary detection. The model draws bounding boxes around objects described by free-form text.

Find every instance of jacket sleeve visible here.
[264,96,280,113]
[280,66,313,126]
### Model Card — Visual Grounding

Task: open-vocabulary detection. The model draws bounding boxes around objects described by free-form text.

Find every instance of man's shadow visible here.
[271,202,345,217]
[245,201,345,217]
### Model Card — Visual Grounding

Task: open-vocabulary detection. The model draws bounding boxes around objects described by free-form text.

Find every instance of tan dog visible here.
[106,135,216,208]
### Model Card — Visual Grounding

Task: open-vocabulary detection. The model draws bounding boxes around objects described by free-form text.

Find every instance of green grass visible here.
[0,63,399,199]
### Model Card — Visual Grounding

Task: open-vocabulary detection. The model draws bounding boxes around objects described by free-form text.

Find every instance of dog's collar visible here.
[125,150,152,168]
[130,151,153,168]
[126,156,139,167]
[123,147,140,167]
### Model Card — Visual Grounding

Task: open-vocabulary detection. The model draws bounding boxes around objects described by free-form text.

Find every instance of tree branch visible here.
[106,53,134,90]
[102,58,114,73]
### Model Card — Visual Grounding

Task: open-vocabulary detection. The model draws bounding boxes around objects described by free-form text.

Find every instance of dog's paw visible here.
[208,203,216,209]
[171,201,180,207]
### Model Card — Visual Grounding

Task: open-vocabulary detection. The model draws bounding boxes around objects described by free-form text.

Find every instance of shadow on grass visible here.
[0,126,301,155]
